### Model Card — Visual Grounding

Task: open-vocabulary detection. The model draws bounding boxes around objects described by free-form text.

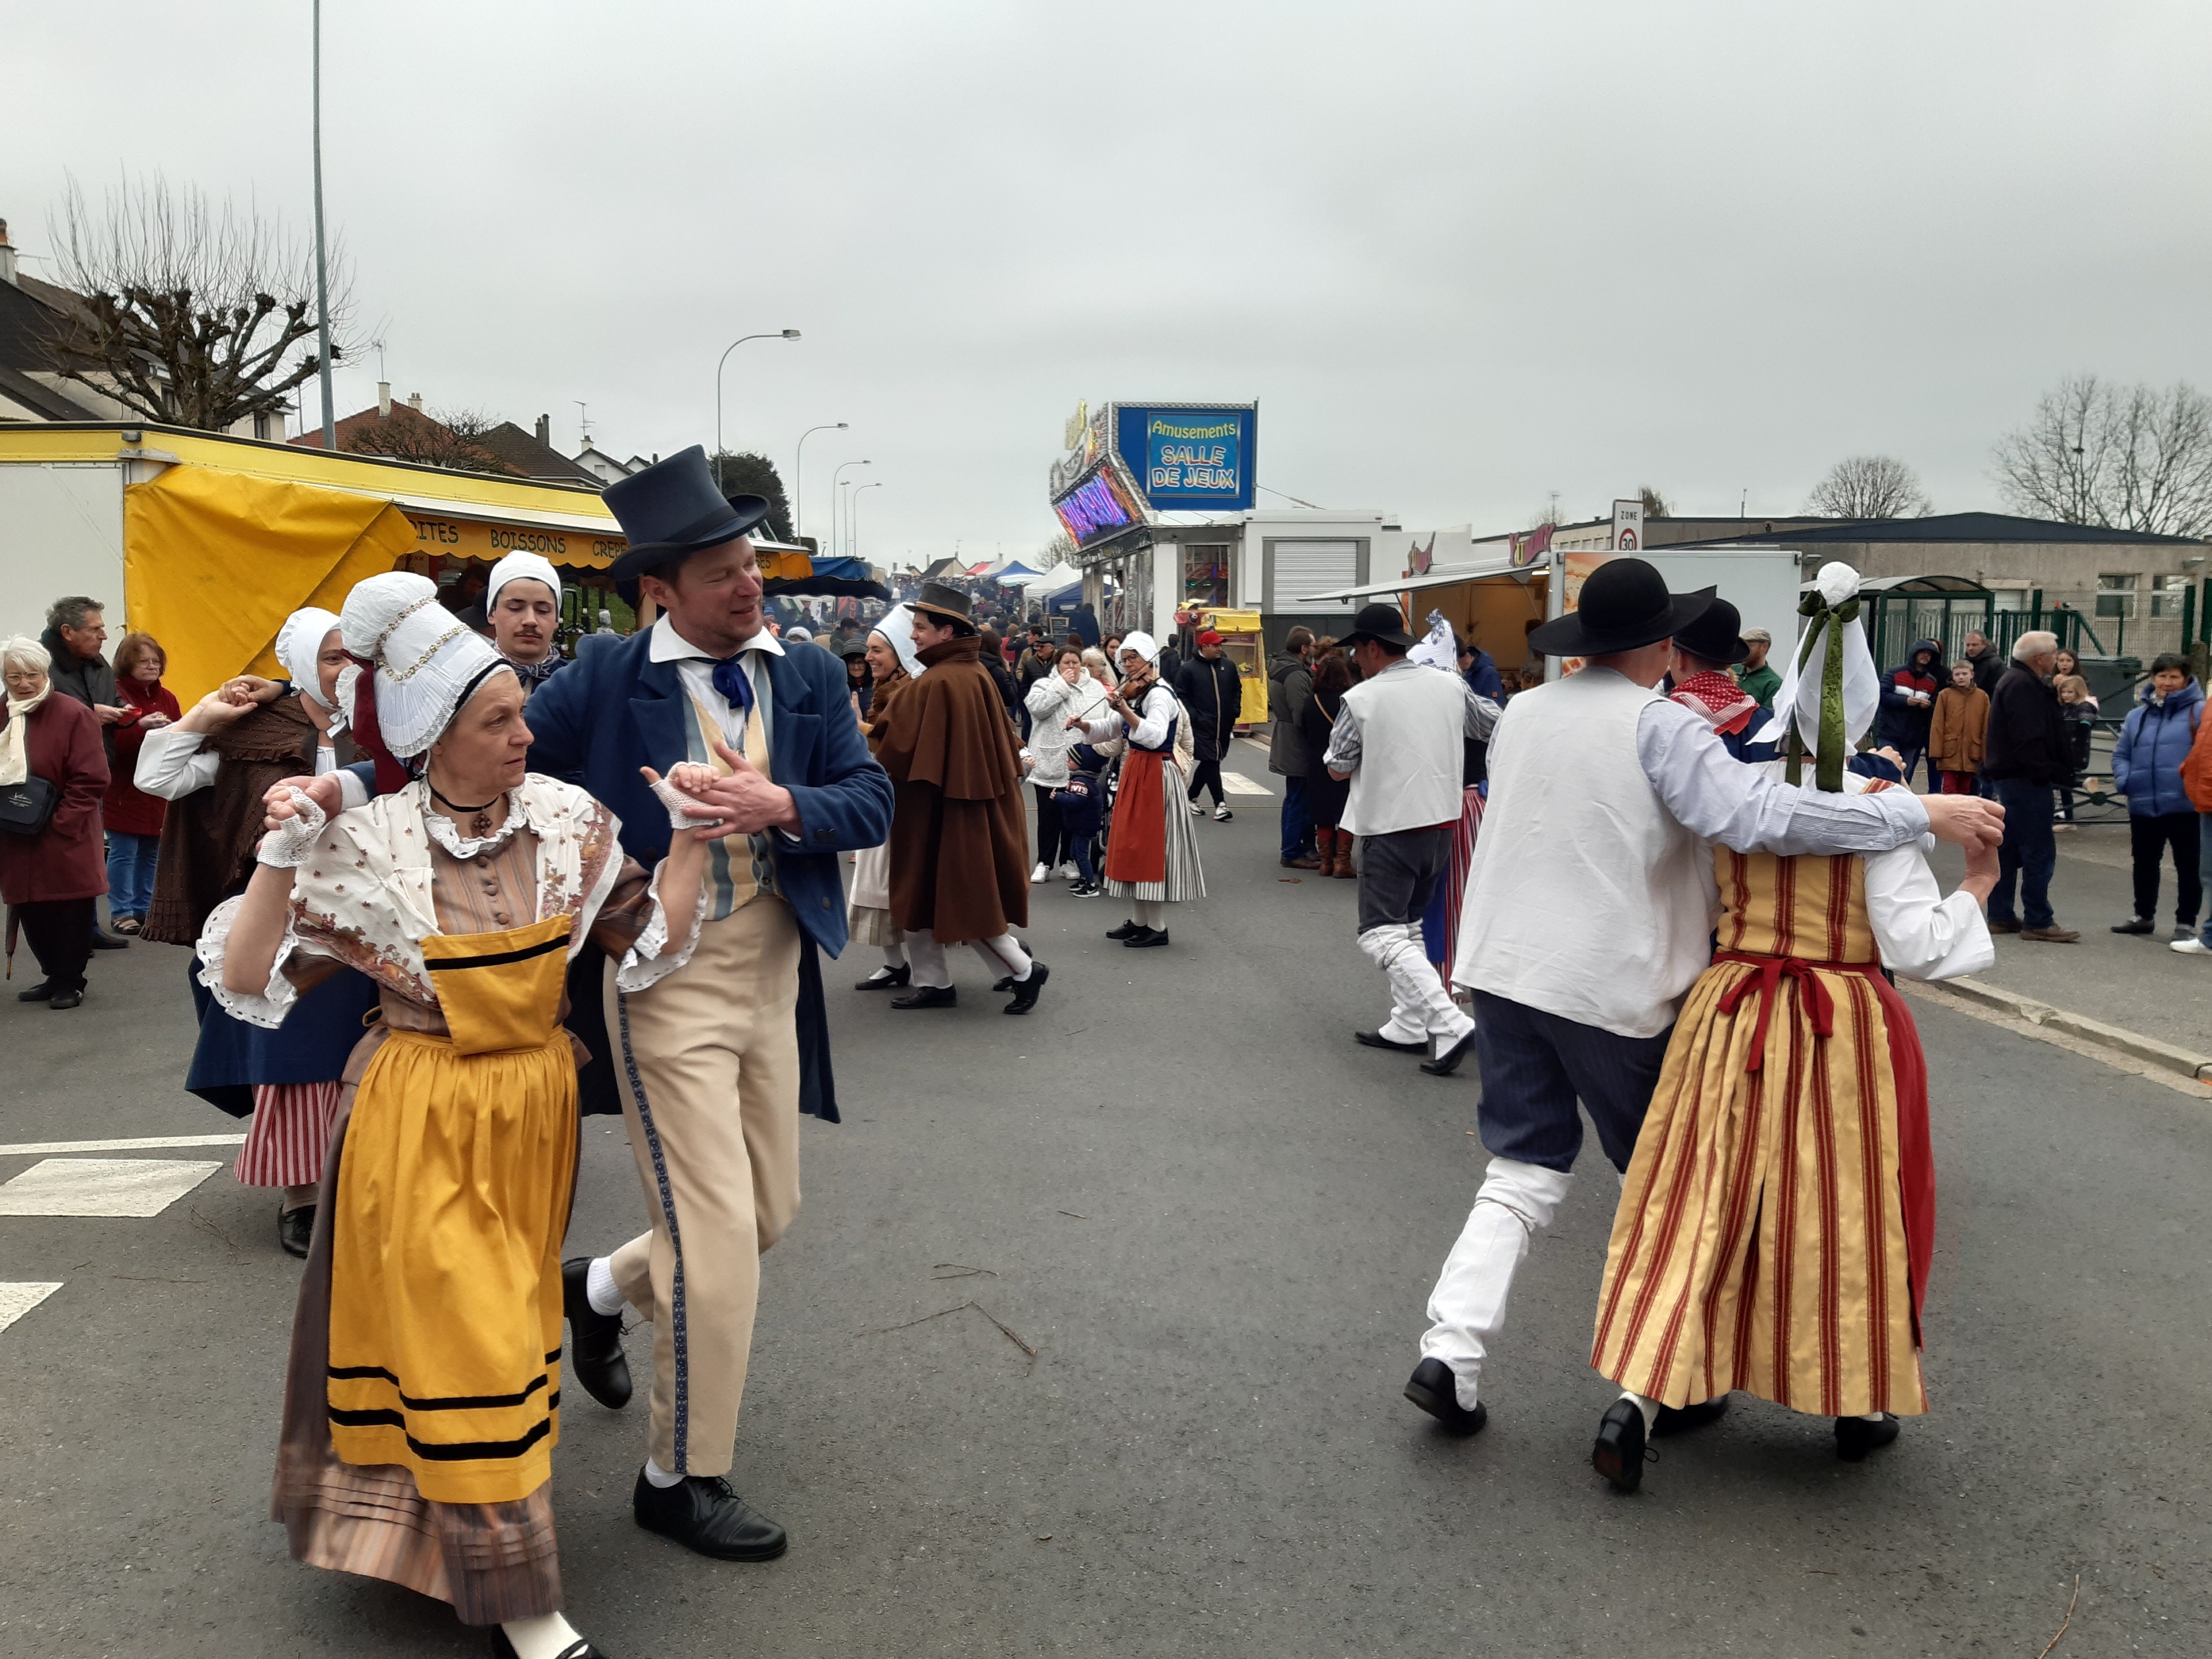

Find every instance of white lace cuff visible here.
[194,894,304,1029]
[614,856,712,993]
[650,770,726,831]
[256,788,328,868]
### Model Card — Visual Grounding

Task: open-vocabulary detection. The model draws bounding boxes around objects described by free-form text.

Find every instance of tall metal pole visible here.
[312,0,335,450]
[714,329,800,488]
[850,482,882,565]
[793,421,847,541]
[831,459,870,563]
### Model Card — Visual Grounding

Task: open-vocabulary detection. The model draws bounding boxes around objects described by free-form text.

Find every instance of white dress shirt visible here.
[648,614,783,753]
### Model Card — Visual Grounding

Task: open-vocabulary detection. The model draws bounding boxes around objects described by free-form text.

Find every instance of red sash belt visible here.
[1709,946,1936,1334]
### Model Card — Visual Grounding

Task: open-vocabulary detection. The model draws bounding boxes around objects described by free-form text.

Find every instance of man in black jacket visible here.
[1982,629,2079,942]
[1268,629,1318,867]
[1177,629,1245,821]
[1960,629,2005,695]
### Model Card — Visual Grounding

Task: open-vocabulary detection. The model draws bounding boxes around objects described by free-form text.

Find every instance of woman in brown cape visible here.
[873,583,1048,1014]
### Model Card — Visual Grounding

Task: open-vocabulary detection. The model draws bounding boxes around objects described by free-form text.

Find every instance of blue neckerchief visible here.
[712,652,756,717]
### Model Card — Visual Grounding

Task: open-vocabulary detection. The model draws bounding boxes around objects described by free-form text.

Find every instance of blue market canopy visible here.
[760,552,889,600]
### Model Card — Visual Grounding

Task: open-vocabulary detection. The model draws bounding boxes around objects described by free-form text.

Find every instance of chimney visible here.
[377,381,392,419]
[407,392,423,413]
[535,413,551,445]
[0,219,16,286]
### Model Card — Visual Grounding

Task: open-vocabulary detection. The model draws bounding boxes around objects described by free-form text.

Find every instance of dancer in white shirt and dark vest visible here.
[1400,558,2007,1441]
[1321,603,1499,1074]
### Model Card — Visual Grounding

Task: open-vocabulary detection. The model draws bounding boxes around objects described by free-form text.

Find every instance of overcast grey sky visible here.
[13,1,2211,562]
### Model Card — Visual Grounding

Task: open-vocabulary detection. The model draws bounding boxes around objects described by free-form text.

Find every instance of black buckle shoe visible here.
[490,1630,608,1659]
[633,1469,788,1561]
[562,1257,634,1409]
[890,984,958,1009]
[1105,920,1143,940]
[1834,1413,1900,1462]
[1355,1029,1426,1053]
[1420,1028,1480,1076]
[1403,1357,1488,1436]
[278,1204,315,1259]
[1592,1398,1647,1492]
[1004,961,1049,1014]
[855,963,911,990]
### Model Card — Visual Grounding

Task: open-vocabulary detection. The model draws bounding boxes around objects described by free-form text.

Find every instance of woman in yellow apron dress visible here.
[204,573,717,1659]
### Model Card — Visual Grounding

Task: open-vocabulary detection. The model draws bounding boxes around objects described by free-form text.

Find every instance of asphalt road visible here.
[2,769,2207,1657]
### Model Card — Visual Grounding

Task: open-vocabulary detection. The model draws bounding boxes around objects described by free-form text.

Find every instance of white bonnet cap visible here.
[336,572,509,759]
[1119,630,1160,665]
[874,603,926,678]
[486,551,562,611]
[274,607,342,708]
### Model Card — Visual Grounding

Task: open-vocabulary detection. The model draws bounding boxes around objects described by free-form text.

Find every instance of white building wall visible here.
[0,462,127,640]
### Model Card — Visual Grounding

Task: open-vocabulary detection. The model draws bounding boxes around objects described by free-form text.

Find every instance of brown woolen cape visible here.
[874,635,1029,943]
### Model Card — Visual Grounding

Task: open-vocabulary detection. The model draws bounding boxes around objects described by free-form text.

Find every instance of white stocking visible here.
[969,932,1032,980]
[882,934,908,969]
[905,936,951,988]
[1133,899,1166,929]
[502,1612,586,1659]
[1419,1157,1573,1408]
[1360,923,1474,1046]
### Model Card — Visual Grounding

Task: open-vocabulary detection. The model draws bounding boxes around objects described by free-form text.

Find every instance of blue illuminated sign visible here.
[1114,405,1256,511]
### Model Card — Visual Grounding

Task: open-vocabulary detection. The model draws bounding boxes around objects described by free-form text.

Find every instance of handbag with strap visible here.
[0,774,59,837]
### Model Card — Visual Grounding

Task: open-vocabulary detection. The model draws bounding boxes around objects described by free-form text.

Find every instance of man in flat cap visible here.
[525,445,894,1564]
[872,581,1045,1012]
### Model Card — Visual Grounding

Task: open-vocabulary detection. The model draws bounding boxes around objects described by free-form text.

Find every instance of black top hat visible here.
[911,582,973,627]
[1526,557,1713,657]
[1341,602,1418,652]
[602,445,772,583]
[1670,588,1750,666]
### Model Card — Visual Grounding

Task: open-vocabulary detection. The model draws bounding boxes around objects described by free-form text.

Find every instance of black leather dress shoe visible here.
[1003,961,1049,1014]
[1420,1028,1480,1076]
[1592,1397,1647,1492]
[48,989,83,1010]
[90,932,129,950]
[634,1469,788,1561]
[277,1204,315,1259]
[1651,1394,1730,1436]
[1355,1029,1425,1053]
[1105,919,1143,940]
[890,984,957,1009]
[490,1630,609,1659]
[562,1257,633,1409]
[1403,1357,1487,1436]
[1834,1413,1901,1462]
[855,963,911,990]
[1122,927,1169,948]
[15,981,52,1002]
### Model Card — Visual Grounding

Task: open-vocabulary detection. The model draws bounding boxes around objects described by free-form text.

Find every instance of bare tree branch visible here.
[1992,375,2212,537]
[342,405,514,475]
[39,172,355,432]
[1806,454,1931,519]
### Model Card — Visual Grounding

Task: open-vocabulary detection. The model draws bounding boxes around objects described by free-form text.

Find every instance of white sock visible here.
[643,1455,685,1488]
[1621,1389,1660,1434]
[974,932,1032,979]
[501,1612,585,1659]
[585,1256,624,1317]
[883,940,907,968]
[1857,1410,1886,1422]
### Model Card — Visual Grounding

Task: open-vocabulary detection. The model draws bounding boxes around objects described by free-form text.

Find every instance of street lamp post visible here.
[830,459,871,563]
[311,0,335,450]
[714,329,801,488]
[793,421,847,541]
[849,482,882,563]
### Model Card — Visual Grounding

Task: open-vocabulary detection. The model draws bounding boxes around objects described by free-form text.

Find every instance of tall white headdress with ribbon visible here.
[335,573,509,788]
[1750,561,1880,791]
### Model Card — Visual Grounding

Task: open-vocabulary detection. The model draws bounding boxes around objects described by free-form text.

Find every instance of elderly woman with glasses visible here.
[1,634,111,1009]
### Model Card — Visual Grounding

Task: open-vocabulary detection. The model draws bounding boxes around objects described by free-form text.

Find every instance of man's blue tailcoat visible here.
[524,628,894,1123]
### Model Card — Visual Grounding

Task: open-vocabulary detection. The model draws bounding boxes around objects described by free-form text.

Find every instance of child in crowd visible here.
[1053,743,1107,897]
[2055,673,2097,826]
[1928,659,1990,794]
[101,631,180,933]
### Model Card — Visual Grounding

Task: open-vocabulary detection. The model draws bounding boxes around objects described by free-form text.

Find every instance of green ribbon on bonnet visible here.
[1782,586,1859,793]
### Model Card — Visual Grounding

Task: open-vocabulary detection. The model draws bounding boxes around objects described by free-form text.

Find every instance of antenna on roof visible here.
[574,400,592,447]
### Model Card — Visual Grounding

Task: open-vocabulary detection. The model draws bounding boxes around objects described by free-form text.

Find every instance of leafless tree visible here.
[1805,455,1931,519]
[343,406,511,475]
[1992,374,2212,537]
[1037,531,1077,569]
[41,172,353,431]
[1639,484,1669,518]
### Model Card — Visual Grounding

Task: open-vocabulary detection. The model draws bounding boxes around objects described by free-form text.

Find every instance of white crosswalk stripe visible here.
[0,1132,247,1158]
[0,1158,224,1218]
[0,1283,63,1336]
[1220,772,1274,796]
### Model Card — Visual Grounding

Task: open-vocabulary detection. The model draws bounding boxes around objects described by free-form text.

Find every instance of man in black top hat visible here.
[1321,602,1499,1074]
[1402,558,2004,1444]
[524,444,894,1565]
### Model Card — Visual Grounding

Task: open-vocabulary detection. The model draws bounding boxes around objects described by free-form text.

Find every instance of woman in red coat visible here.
[102,631,181,933]
[2,635,111,1009]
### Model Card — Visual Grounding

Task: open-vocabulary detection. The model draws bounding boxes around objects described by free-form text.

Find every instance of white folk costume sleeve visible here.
[1861,838,1996,981]
[133,725,221,800]
[606,857,710,993]
[194,893,317,1028]
[1637,698,1930,855]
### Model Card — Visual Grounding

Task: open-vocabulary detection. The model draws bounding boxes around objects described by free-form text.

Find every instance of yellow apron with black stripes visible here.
[324,913,579,1505]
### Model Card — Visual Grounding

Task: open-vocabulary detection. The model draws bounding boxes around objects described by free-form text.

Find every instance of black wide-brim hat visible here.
[1341,601,1418,651]
[1526,557,1713,657]
[1670,587,1750,665]
[602,445,772,582]
[911,581,973,625]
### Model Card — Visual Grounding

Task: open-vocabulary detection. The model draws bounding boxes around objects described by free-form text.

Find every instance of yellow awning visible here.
[124,466,414,704]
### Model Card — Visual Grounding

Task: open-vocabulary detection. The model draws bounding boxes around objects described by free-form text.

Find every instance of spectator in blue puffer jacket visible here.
[1876,637,1944,788]
[2111,653,2204,939]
